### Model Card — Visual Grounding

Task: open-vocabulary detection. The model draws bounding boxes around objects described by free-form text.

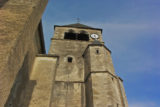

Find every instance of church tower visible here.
[4,23,128,107]
[48,23,128,107]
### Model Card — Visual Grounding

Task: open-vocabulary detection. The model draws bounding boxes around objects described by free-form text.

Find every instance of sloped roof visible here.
[60,23,93,28]
[54,23,102,32]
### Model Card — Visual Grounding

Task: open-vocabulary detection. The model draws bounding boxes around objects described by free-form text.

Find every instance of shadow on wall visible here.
[5,53,36,107]
[0,0,9,8]
[85,76,94,107]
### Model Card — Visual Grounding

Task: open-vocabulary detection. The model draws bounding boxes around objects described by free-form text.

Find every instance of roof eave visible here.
[54,25,103,33]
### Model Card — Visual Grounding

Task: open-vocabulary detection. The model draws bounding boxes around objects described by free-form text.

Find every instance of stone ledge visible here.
[36,54,59,58]
[53,70,123,83]
[85,71,123,83]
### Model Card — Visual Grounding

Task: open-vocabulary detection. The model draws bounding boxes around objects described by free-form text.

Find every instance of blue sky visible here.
[42,0,160,107]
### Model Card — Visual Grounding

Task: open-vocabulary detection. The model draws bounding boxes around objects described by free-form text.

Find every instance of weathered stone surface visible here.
[83,41,128,107]
[0,0,48,106]
[51,82,85,107]
[26,56,58,107]
[118,79,128,107]
[50,40,88,82]
[89,46,115,74]
[90,73,121,107]
[49,26,104,82]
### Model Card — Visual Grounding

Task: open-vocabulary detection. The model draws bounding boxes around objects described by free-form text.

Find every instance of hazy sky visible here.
[42,0,160,107]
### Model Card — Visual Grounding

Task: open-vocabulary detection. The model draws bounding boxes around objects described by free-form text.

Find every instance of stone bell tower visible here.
[48,23,128,107]
[5,23,128,107]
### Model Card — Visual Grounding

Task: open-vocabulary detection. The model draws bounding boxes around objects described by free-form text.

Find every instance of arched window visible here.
[77,30,89,41]
[64,29,76,40]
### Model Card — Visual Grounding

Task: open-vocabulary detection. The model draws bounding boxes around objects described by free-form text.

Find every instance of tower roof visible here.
[54,23,102,32]
[60,23,93,28]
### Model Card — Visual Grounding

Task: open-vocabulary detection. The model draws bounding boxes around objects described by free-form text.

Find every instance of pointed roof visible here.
[54,23,102,32]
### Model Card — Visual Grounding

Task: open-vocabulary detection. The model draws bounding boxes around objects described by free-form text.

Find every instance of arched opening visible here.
[64,30,89,41]
[77,30,89,41]
[64,29,76,40]
[64,32,76,40]
[77,33,89,41]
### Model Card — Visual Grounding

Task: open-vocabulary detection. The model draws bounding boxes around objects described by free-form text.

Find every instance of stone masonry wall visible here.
[0,0,48,106]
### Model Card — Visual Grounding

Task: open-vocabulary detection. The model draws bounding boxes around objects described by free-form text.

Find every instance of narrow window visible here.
[96,49,99,54]
[68,57,73,63]
[112,77,114,81]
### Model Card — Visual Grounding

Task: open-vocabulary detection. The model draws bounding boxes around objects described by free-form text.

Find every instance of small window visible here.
[112,77,114,81]
[68,57,73,62]
[96,49,99,54]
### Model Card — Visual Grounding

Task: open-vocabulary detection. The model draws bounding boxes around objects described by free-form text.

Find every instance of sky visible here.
[42,0,160,107]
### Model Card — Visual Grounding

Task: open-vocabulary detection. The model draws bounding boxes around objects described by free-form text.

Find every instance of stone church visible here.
[0,0,128,107]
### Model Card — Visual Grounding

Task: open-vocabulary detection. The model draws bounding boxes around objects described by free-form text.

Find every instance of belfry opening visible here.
[64,30,89,41]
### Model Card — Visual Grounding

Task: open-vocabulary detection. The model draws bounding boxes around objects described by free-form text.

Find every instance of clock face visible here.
[91,34,99,39]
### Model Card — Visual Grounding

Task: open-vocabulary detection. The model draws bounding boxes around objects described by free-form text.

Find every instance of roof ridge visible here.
[60,23,94,29]
[54,23,103,33]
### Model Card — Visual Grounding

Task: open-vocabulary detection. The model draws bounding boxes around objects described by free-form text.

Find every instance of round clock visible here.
[91,34,99,39]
